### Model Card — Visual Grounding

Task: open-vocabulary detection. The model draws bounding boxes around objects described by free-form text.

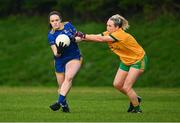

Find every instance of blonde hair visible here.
[109,14,129,30]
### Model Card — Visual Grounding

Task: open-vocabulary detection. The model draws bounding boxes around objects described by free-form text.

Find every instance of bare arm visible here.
[50,45,61,57]
[84,34,115,42]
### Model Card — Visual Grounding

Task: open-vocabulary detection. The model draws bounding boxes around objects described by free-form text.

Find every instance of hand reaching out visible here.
[75,31,86,39]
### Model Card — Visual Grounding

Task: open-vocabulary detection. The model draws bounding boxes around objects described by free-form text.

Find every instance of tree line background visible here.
[0,0,179,21]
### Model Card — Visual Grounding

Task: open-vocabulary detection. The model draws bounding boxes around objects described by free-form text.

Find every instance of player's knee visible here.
[139,69,144,75]
[122,86,131,94]
[113,82,119,88]
[113,82,123,90]
[65,75,73,82]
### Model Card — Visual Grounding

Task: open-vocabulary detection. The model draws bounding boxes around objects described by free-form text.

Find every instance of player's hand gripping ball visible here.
[55,34,70,47]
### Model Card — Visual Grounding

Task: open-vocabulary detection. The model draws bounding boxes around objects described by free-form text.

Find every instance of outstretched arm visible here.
[85,34,114,42]
[75,31,115,43]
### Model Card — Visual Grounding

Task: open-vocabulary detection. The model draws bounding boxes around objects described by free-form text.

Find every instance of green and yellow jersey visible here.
[103,28,145,65]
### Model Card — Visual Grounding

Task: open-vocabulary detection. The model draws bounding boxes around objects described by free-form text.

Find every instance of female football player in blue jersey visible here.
[47,11,82,112]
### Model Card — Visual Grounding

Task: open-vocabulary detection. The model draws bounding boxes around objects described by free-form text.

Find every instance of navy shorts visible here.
[55,55,82,73]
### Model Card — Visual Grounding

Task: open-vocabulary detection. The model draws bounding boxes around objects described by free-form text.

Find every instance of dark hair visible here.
[48,11,62,29]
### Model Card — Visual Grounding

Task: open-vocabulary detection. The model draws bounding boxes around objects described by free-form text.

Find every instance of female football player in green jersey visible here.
[75,14,148,113]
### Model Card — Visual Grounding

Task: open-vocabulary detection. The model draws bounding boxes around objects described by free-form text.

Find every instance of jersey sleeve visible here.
[102,31,118,42]
[48,33,55,45]
[110,31,121,42]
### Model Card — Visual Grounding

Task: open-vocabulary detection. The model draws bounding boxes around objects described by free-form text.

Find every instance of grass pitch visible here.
[0,86,180,122]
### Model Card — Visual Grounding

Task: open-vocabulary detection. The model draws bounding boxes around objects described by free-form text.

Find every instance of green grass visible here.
[0,86,180,122]
[0,15,180,87]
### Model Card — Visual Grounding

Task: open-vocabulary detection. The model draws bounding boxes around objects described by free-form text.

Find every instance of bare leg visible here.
[55,72,65,94]
[122,67,144,106]
[49,73,65,111]
[113,68,128,95]
[50,59,82,112]
[60,59,82,96]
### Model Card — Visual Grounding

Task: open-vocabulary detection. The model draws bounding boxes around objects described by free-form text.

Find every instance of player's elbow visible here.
[98,36,113,42]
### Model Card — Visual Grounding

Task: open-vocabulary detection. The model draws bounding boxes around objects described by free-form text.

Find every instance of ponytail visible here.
[109,14,129,31]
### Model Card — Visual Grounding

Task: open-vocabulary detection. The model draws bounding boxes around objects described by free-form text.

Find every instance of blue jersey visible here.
[48,22,81,60]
